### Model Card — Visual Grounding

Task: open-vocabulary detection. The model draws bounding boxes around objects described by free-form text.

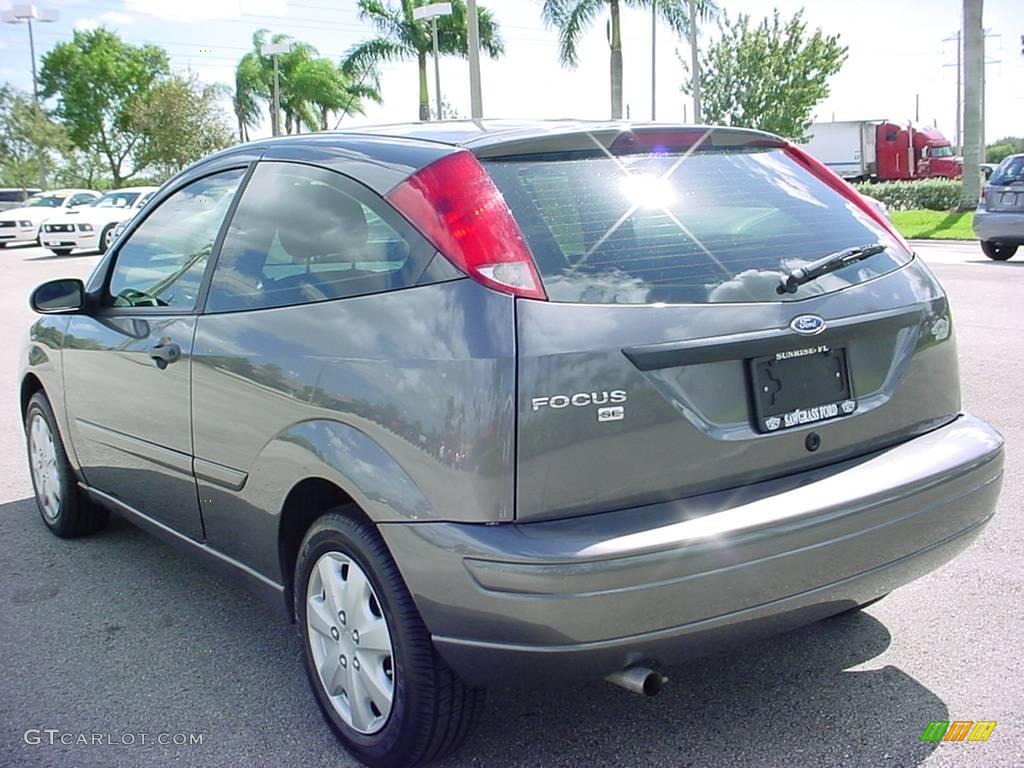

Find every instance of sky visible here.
[0,0,1021,144]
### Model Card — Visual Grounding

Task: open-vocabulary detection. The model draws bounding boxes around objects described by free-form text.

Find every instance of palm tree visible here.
[233,52,266,142]
[542,0,714,120]
[233,30,383,137]
[345,0,504,121]
[292,57,383,130]
[959,0,984,209]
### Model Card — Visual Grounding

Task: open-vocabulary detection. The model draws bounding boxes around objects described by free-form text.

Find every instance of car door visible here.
[62,167,247,540]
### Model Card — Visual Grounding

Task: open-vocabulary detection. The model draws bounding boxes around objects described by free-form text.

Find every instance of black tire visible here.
[50,248,72,257]
[981,241,1017,261]
[98,225,114,254]
[24,392,108,538]
[295,510,484,768]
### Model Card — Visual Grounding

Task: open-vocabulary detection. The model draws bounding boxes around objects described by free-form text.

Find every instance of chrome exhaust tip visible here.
[605,665,667,697]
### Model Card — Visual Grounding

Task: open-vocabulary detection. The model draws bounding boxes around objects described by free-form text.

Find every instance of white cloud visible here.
[73,18,99,32]
[124,0,288,22]
[99,11,135,27]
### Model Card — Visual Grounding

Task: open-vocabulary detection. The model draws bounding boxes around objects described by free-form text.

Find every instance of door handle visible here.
[149,339,182,369]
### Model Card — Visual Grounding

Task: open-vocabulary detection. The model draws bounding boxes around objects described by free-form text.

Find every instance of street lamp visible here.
[260,39,292,137]
[3,4,57,188]
[3,3,59,102]
[413,2,452,121]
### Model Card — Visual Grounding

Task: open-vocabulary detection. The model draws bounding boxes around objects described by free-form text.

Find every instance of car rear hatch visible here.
[983,155,1024,212]
[472,127,961,521]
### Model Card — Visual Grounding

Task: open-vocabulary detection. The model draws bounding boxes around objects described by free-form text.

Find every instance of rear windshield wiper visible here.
[777,243,887,295]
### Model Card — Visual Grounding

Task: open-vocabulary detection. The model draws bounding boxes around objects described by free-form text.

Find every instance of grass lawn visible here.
[889,210,975,240]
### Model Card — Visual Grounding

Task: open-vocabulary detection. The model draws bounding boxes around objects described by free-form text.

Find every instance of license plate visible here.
[1001,192,1020,206]
[749,344,856,433]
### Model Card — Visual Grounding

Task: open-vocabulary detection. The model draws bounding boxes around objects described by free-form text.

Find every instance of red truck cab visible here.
[875,122,962,180]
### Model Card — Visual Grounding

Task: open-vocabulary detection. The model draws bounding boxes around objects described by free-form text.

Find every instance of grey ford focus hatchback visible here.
[21,121,1004,767]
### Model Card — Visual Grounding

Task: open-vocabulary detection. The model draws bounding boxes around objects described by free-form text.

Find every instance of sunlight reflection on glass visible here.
[620,174,676,209]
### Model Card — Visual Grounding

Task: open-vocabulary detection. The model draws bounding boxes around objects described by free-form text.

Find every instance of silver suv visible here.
[21,122,1005,768]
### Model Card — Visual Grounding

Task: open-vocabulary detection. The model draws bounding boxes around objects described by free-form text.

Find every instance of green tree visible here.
[0,85,70,188]
[681,9,847,140]
[345,0,503,121]
[986,136,1024,164]
[130,74,234,177]
[39,29,169,185]
[542,0,712,120]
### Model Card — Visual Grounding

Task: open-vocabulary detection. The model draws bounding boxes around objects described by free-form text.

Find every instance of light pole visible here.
[651,1,656,120]
[261,39,292,137]
[3,3,58,102]
[687,0,701,123]
[413,3,452,121]
[3,4,58,188]
[466,0,483,118]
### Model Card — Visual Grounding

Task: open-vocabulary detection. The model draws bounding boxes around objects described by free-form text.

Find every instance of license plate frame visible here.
[749,344,857,433]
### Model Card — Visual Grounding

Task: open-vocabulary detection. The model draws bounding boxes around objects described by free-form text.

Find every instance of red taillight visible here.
[386,151,547,300]
[783,143,911,252]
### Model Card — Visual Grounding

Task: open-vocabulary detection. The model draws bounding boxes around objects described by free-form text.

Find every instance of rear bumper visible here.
[379,414,1003,686]
[973,209,1024,244]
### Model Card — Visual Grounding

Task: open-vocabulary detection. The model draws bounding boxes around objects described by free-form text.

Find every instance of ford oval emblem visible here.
[790,314,826,335]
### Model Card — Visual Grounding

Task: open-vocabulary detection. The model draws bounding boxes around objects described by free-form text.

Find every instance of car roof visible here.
[37,188,98,195]
[188,120,786,194]
[104,186,159,194]
[211,119,787,156]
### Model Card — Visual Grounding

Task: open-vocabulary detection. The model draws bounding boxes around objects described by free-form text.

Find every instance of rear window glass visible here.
[484,148,910,304]
[990,156,1024,186]
[0,190,28,203]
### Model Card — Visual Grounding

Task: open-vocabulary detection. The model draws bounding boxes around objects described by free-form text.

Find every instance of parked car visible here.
[0,187,42,212]
[980,162,998,181]
[974,153,1024,260]
[21,122,1004,768]
[40,187,159,256]
[0,189,100,248]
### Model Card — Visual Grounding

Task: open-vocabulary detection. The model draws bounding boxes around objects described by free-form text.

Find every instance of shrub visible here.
[853,179,962,212]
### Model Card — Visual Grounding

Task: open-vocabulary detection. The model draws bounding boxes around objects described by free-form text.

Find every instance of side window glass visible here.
[106,169,245,310]
[206,162,432,313]
[70,193,95,206]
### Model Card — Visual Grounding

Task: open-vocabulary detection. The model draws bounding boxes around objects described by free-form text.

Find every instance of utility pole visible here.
[466,0,483,118]
[261,40,292,137]
[943,26,998,154]
[955,29,962,151]
[413,3,452,121]
[687,0,701,123]
[651,1,657,120]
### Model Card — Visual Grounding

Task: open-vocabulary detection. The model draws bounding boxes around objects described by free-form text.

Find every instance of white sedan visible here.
[0,188,100,248]
[40,186,159,256]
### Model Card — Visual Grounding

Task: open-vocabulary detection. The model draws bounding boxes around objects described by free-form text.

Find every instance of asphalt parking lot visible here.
[0,240,1020,768]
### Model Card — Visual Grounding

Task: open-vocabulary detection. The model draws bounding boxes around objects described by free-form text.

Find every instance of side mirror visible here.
[31,278,86,314]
